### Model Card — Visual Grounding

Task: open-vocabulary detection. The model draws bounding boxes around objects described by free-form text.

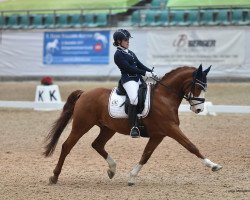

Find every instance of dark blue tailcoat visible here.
[114,47,152,84]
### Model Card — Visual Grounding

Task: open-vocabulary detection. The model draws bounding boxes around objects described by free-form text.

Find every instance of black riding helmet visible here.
[113,29,132,46]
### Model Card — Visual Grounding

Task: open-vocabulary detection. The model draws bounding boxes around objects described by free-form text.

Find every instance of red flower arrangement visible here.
[41,76,53,85]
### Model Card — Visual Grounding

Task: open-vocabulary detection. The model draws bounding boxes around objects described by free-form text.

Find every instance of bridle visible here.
[151,73,207,107]
[183,78,206,106]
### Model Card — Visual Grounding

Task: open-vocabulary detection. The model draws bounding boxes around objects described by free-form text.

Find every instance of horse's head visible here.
[184,64,211,114]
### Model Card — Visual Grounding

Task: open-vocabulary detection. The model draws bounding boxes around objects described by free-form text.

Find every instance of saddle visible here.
[108,81,151,138]
[116,79,147,115]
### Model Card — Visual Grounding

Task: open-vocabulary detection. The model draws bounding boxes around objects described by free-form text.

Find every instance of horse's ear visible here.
[196,64,203,78]
[203,65,211,76]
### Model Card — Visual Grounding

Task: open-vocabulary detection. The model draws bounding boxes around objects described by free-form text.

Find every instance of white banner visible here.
[147,30,245,66]
[0,28,250,78]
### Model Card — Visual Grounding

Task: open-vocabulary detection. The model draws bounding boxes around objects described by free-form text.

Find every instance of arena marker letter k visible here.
[50,90,57,101]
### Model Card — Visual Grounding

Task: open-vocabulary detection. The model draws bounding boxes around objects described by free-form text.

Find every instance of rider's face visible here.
[120,38,129,49]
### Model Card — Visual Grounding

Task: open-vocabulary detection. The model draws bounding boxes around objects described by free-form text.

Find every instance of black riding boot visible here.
[128,104,140,138]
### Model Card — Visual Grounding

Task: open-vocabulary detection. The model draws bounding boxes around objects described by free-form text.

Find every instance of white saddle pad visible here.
[108,84,151,118]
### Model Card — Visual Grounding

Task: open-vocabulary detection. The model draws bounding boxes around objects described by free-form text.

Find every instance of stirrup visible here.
[130,126,140,138]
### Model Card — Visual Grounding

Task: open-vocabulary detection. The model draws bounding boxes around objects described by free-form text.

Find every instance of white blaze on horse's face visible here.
[189,90,206,114]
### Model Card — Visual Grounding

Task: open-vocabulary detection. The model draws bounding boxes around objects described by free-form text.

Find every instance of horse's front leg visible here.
[169,125,222,172]
[128,137,163,186]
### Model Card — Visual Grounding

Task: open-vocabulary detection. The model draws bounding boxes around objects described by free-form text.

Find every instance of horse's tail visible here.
[43,90,83,157]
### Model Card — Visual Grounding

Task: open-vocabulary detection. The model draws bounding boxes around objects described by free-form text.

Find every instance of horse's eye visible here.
[198,85,204,91]
[197,84,207,91]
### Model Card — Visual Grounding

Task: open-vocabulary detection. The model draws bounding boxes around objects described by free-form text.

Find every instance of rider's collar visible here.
[117,46,129,53]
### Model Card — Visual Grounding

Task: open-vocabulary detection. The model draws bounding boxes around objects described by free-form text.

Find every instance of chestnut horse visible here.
[44,65,222,186]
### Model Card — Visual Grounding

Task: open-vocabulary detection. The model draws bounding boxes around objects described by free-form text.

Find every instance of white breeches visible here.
[123,80,141,105]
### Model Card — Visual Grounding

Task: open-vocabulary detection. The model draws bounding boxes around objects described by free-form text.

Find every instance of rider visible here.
[113,29,157,138]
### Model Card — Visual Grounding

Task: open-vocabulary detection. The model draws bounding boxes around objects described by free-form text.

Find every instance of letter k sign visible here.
[38,90,44,101]
[50,90,57,101]
[34,85,62,111]
[35,85,62,104]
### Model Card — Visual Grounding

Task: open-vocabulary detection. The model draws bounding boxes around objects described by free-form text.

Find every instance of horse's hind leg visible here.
[49,129,84,184]
[50,123,94,184]
[169,126,222,172]
[91,126,116,179]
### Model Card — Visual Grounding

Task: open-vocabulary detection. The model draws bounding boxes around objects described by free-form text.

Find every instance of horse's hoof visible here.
[128,182,135,186]
[49,176,58,184]
[107,169,115,179]
[212,165,222,172]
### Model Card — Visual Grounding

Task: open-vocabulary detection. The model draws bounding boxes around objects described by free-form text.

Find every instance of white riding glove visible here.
[145,71,153,78]
[151,71,159,79]
[145,71,159,80]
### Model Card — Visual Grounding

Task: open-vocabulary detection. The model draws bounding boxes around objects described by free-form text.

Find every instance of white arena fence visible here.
[0,84,249,115]
[0,100,250,115]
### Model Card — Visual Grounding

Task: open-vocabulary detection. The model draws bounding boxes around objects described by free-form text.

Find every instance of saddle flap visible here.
[108,84,151,119]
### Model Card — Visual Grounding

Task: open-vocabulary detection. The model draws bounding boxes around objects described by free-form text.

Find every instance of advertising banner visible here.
[147,30,245,66]
[43,31,110,64]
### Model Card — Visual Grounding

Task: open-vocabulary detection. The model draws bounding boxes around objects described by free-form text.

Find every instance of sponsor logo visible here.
[173,34,216,48]
[111,99,118,106]
[94,43,103,52]
[173,34,187,47]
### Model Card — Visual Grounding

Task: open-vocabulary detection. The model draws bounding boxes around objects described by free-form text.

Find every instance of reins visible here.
[151,76,185,99]
[150,76,206,106]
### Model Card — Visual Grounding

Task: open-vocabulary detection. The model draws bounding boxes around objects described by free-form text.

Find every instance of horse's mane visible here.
[154,66,196,88]
[161,66,196,81]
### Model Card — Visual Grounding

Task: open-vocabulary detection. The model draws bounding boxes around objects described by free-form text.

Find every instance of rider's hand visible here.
[152,71,158,78]
[145,71,153,78]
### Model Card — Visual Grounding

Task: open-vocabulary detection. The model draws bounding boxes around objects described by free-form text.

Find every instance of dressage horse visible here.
[44,65,222,186]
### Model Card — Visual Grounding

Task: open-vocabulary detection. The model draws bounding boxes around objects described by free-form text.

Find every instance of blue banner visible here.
[43,31,110,64]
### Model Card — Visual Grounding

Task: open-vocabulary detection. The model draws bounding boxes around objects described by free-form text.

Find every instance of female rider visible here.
[113,29,157,138]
